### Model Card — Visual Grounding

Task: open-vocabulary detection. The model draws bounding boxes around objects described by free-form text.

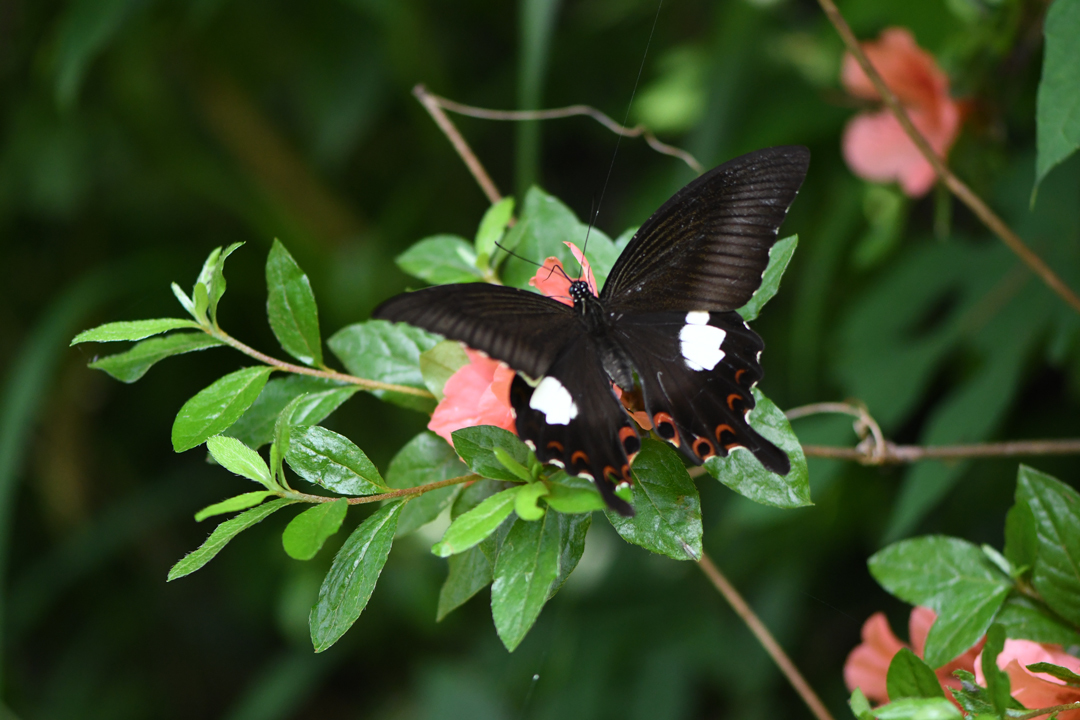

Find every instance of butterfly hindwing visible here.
[602,146,810,314]
[509,336,637,516]
[615,310,789,473]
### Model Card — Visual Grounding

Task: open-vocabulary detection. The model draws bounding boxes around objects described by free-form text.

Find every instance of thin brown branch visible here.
[418,86,705,175]
[697,552,835,720]
[413,85,503,204]
[210,327,435,399]
[816,0,1080,315]
[287,474,479,505]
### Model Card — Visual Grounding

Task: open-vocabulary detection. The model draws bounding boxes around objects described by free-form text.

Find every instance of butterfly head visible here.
[568,279,593,304]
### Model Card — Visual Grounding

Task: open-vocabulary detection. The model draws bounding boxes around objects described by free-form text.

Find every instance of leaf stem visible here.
[283,474,479,505]
[1011,701,1080,720]
[816,0,1080,315]
[697,552,835,720]
[207,326,435,399]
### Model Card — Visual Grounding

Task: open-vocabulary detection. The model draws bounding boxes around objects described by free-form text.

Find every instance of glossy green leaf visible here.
[193,281,209,324]
[282,499,348,561]
[948,670,996,716]
[887,648,945,700]
[266,239,323,366]
[309,501,403,651]
[607,440,702,561]
[873,697,962,720]
[168,499,293,581]
[327,320,438,412]
[494,447,534,483]
[171,282,197,318]
[514,482,549,521]
[451,478,506,519]
[171,367,273,452]
[474,197,515,259]
[705,388,810,508]
[194,491,275,521]
[432,486,519,557]
[498,187,617,289]
[543,474,606,514]
[225,376,355,449]
[396,235,483,285]
[869,536,1012,668]
[71,318,201,344]
[386,431,468,536]
[452,425,535,483]
[88,332,223,383]
[849,689,874,720]
[1017,465,1080,627]
[206,242,242,325]
[436,545,493,621]
[981,625,1018,714]
[491,509,587,651]
[994,595,1080,646]
[1004,501,1038,575]
[736,234,797,321]
[419,340,469,401]
[1035,0,1080,191]
[284,425,386,495]
[1027,661,1080,687]
[205,435,274,489]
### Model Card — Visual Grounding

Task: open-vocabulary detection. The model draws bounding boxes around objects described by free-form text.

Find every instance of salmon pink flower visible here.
[845,606,981,705]
[975,640,1080,718]
[529,241,597,305]
[841,27,961,197]
[427,348,516,444]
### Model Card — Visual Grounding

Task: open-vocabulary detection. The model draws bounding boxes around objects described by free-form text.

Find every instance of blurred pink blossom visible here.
[841,27,961,197]
[844,606,982,705]
[427,348,516,444]
[975,639,1080,718]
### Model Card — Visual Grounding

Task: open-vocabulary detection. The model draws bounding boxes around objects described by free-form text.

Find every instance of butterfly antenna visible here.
[583,0,663,271]
[578,196,599,280]
[493,239,544,269]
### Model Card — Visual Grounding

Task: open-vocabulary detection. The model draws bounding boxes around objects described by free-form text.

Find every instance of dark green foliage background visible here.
[4,0,1079,717]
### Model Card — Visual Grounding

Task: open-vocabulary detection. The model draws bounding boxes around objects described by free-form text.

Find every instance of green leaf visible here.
[171,367,273,452]
[1004,501,1038,575]
[948,670,996,716]
[266,239,323,367]
[386,431,469,536]
[284,425,387,495]
[1016,465,1080,627]
[71,318,202,344]
[495,447,534,483]
[193,281,210,324]
[849,688,875,720]
[1035,0,1080,191]
[995,595,1080,646]
[869,536,1012,668]
[736,234,797,321]
[514,482,549,521]
[205,435,274,489]
[328,320,439,412]
[543,474,606,514]
[498,187,618,289]
[88,332,223,383]
[451,479,506,518]
[705,388,810,508]
[432,486,520,557]
[1026,662,1080,686]
[607,440,702,561]
[171,282,197,318]
[194,491,275,521]
[168,499,293,580]
[475,197,515,260]
[309,501,403,651]
[981,625,1016,714]
[452,425,535,483]
[203,242,242,325]
[436,544,493,621]
[491,509,586,651]
[225,376,356,449]
[396,235,484,285]
[419,340,469,401]
[887,648,945,700]
[282,499,349,561]
[872,697,962,720]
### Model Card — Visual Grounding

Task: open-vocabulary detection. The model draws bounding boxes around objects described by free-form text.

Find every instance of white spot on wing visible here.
[680,311,727,371]
[529,376,578,425]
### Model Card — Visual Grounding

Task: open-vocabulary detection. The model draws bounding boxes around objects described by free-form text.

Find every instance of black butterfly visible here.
[373,146,810,516]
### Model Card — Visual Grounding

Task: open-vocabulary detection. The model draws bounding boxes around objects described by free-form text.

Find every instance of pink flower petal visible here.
[974,640,1080,719]
[428,349,517,444]
[529,241,597,305]
[841,28,951,110]
[845,612,908,704]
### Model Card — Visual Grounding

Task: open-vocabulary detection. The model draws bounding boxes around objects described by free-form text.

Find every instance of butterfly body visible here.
[374,146,811,516]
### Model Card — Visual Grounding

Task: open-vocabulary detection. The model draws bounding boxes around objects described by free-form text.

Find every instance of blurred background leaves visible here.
[3,0,1079,717]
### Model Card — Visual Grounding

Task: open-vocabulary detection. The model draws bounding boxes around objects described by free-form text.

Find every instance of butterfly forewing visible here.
[602,146,810,313]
